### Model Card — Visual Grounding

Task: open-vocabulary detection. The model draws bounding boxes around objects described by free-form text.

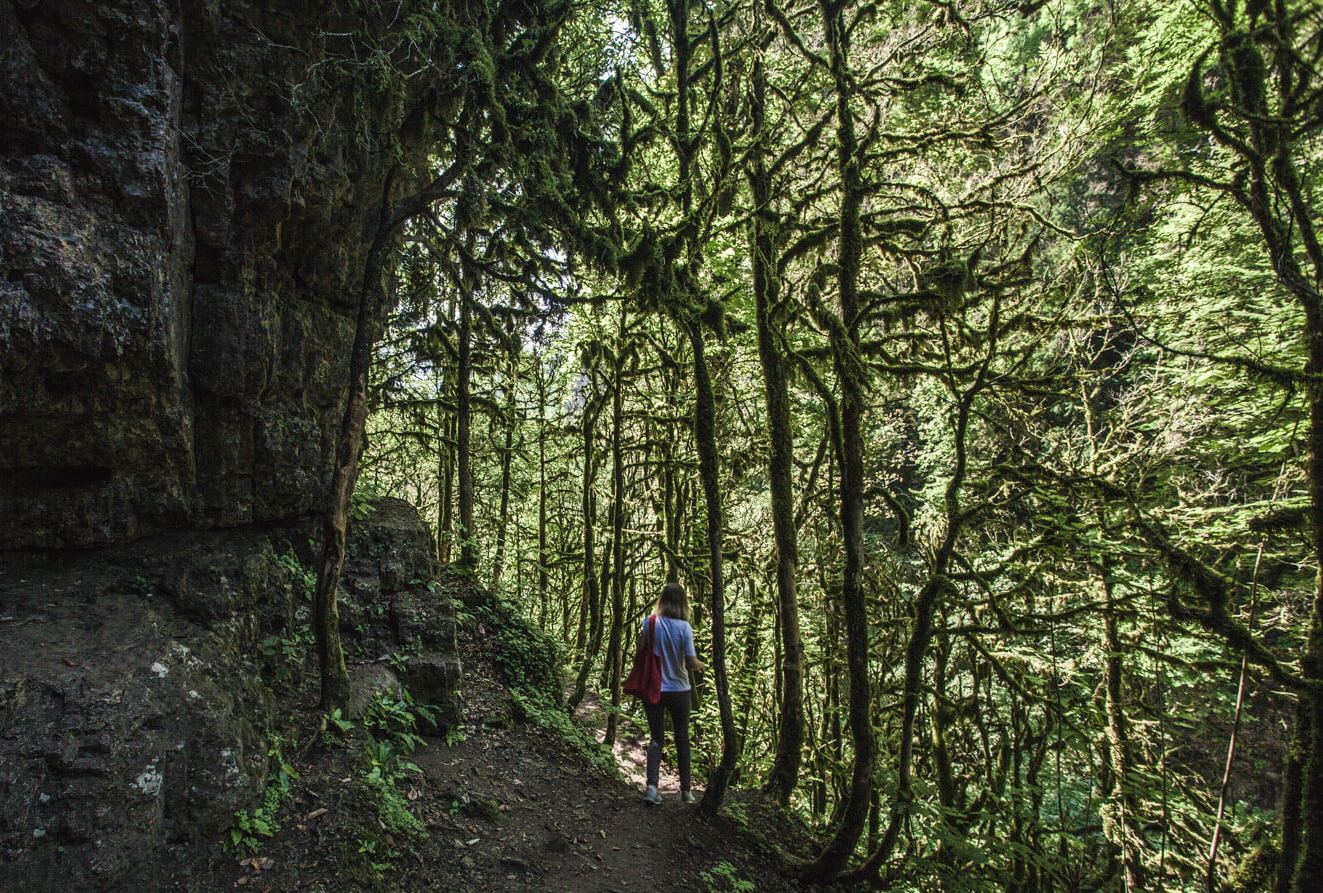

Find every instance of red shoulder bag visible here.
[623,615,662,706]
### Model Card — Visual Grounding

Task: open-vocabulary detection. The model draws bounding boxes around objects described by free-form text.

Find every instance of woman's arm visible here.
[686,654,707,672]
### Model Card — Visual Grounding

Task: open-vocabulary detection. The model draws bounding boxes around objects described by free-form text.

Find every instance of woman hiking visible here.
[640,582,706,805]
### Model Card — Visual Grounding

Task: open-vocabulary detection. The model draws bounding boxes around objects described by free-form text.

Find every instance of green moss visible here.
[510,690,617,777]
[446,568,563,704]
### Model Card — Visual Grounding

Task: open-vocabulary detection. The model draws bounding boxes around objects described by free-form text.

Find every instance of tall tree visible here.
[748,20,805,805]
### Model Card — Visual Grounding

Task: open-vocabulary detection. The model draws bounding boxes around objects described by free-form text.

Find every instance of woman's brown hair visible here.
[655,581,690,621]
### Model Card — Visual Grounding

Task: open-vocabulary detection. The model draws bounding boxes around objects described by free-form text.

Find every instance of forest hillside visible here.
[3,0,1323,891]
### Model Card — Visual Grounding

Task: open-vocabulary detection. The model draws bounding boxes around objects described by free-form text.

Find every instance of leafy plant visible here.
[386,637,423,673]
[327,707,355,734]
[350,485,379,521]
[699,860,756,893]
[261,623,314,687]
[353,687,437,866]
[276,548,316,601]
[225,737,298,856]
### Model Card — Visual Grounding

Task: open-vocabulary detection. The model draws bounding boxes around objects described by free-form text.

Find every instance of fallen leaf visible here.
[236,877,249,887]
[305,807,328,821]
[61,657,79,668]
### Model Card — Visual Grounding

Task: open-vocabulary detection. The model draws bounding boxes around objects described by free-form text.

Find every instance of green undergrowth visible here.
[700,859,757,893]
[326,688,438,883]
[444,566,562,703]
[226,735,298,856]
[509,689,617,777]
[441,566,617,778]
[225,680,439,886]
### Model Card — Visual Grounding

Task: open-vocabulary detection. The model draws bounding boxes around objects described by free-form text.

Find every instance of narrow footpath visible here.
[190,610,806,892]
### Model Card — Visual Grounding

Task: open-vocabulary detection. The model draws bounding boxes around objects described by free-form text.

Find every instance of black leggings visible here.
[644,690,692,790]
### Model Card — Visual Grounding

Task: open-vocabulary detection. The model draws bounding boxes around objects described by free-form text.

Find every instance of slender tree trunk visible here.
[733,579,763,755]
[439,373,455,563]
[492,331,518,589]
[1082,377,1143,890]
[456,289,476,568]
[689,321,739,815]
[537,361,550,630]
[440,403,456,564]
[749,36,804,806]
[440,286,459,564]
[594,489,614,683]
[1100,567,1143,892]
[568,391,601,710]
[801,0,874,876]
[605,314,628,746]
[311,171,402,712]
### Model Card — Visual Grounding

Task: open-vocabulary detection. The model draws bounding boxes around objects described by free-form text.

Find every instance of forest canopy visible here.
[325,0,1323,889]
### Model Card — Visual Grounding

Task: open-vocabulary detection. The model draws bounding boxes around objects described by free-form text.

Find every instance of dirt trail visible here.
[572,688,691,797]
[189,619,802,892]
[411,626,798,892]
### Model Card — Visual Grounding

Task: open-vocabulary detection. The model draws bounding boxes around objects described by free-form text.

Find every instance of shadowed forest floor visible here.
[179,613,805,892]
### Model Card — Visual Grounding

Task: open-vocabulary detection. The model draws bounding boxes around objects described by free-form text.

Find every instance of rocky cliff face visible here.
[0,0,437,548]
[0,1,463,887]
[0,498,460,892]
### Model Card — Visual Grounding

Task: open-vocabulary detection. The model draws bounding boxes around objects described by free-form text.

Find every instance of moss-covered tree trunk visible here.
[492,325,518,589]
[568,386,602,711]
[749,36,804,806]
[537,359,550,630]
[689,320,739,815]
[311,171,405,712]
[1099,565,1143,891]
[800,0,874,877]
[605,310,628,746]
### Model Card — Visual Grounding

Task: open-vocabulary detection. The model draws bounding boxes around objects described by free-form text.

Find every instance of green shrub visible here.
[261,623,313,687]
[276,548,316,600]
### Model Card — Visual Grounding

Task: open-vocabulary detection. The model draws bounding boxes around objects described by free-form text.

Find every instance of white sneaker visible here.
[643,785,662,805]
[680,790,697,804]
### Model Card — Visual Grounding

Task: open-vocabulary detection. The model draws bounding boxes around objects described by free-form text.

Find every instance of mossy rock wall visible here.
[0,0,448,549]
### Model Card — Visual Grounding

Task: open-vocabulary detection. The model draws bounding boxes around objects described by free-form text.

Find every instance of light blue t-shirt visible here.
[642,615,696,692]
